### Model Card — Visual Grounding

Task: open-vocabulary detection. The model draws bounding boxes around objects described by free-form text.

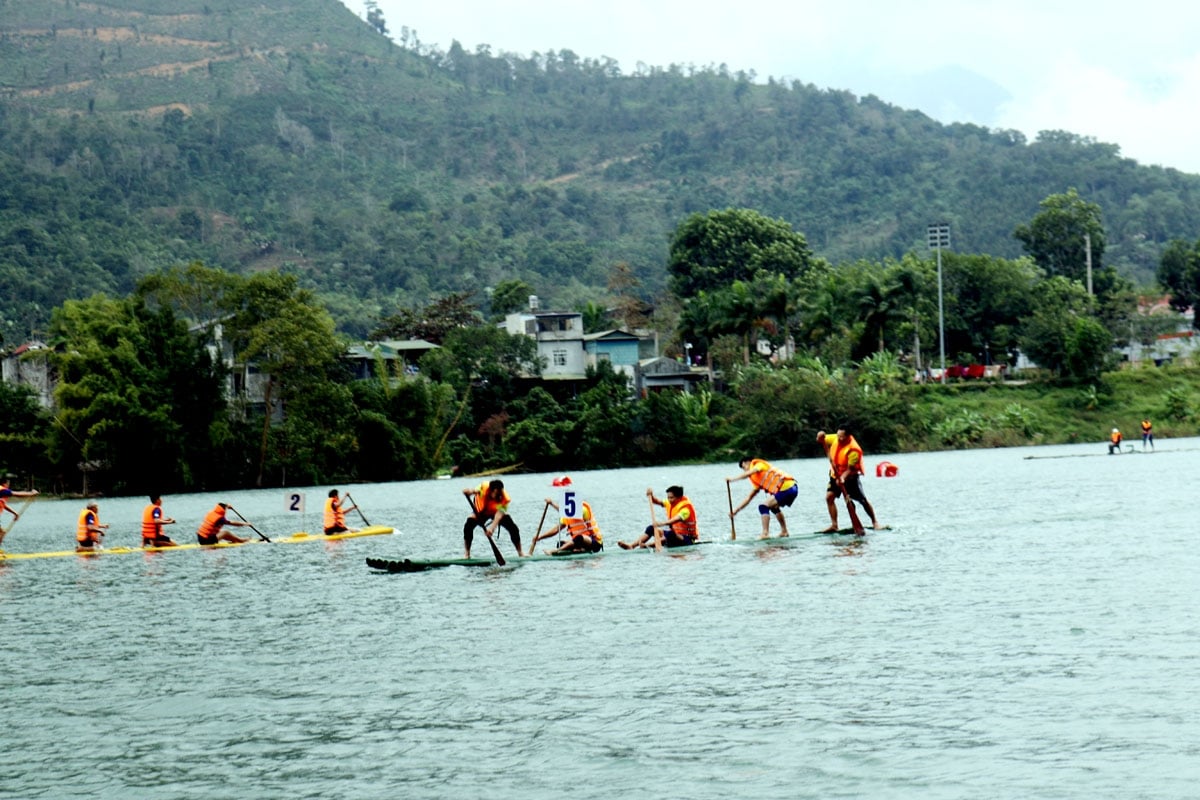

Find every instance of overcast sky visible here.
[341,0,1200,175]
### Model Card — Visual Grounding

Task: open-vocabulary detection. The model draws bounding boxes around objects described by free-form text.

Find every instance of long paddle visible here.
[343,492,371,526]
[0,495,36,548]
[464,493,505,566]
[226,505,270,542]
[649,492,662,553]
[726,481,737,541]
[527,500,551,554]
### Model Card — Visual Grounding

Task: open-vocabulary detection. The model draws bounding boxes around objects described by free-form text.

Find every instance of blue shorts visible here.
[772,484,798,509]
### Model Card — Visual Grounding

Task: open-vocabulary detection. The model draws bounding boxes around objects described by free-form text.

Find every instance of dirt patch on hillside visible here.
[16,27,221,48]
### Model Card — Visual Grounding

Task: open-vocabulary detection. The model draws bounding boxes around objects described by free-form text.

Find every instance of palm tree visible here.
[854,272,904,358]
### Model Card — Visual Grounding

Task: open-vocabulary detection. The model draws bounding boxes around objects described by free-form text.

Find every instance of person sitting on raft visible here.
[618,486,698,549]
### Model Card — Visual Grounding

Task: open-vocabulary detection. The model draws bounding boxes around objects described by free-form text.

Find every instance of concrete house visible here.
[504,297,586,379]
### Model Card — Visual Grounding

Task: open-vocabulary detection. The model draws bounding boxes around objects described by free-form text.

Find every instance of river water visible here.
[2,439,1198,799]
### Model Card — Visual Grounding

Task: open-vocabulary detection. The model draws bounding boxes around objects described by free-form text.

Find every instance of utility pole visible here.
[1084,232,1093,296]
[926,223,951,383]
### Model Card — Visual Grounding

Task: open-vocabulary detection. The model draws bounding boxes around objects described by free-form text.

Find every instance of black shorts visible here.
[843,474,869,504]
[826,477,843,498]
[143,537,173,548]
[324,525,349,535]
[197,534,218,546]
[662,531,698,548]
[572,535,603,553]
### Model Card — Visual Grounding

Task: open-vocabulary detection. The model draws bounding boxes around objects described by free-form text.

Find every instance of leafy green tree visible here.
[794,271,856,365]
[419,324,543,451]
[667,208,819,298]
[221,272,345,486]
[940,253,1039,364]
[680,273,797,364]
[0,381,50,482]
[1065,316,1115,381]
[566,361,636,468]
[852,268,905,358]
[372,292,482,344]
[1013,188,1106,282]
[49,295,225,494]
[490,279,535,317]
[1018,276,1111,379]
[577,301,609,333]
[1157,238,1200,325]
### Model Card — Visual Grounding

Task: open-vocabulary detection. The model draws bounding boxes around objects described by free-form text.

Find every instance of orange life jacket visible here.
[474,483,510,516]
[1111,431,1122,444]
[747,459,794,493]
[665,496,698,540]
[141,503,164,541]
[77,508,100,544]
[562,501,601,545]
[197,504,227,538]
[1141,420,1152,433]
[833,436,865,476]
[324,496,345,529]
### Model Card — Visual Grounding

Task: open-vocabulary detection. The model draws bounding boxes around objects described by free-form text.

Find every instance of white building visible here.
[503,300,587,379]
[1,341,54,408]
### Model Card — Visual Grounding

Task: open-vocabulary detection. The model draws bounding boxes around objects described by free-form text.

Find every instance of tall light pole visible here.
[927,223,950,382]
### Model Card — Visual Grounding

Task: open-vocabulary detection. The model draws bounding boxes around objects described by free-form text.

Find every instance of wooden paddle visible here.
[527,500,551,553]
[726,480,737,541]
[226,505,270,542]
[649,491,662,553]
[0,495,36,548]
[464,492,505,566]
[343,492,371,526]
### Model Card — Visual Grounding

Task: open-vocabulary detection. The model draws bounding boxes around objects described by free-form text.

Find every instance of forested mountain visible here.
[3,0,1199,342]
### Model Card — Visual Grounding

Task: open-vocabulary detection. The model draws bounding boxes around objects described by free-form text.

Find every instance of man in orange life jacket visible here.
[1108,427,1123,455]
[141,495,177,547]
[463,479,523,558]
[832,425,882,534]
[816,430,843,532]
[618,485,699,549]
[532,482,603,555]
[196,502,250,545]
[1140,419,1154,450]
[323,489,358,535]
[727,457,798,538]
[75,501,109,552]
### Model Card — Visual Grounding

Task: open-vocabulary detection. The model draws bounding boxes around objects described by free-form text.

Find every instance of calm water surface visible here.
[2,440,1199,799]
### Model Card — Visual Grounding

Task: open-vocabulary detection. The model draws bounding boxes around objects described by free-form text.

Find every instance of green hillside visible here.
[2,0,1199,341]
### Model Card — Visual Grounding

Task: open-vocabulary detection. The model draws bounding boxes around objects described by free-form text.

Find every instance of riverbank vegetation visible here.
[4,3,1200,494]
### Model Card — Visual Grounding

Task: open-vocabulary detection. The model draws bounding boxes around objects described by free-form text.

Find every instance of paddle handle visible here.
[726,481,736,541]
[0,495,37,544]
[344,492,371,526]
[464,492,505,566]
[227,505,270,542]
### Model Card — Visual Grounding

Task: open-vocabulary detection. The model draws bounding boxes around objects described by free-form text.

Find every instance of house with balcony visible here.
[504,300,587,379]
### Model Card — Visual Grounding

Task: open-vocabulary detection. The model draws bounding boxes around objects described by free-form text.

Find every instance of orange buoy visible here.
[875,461,898,478]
